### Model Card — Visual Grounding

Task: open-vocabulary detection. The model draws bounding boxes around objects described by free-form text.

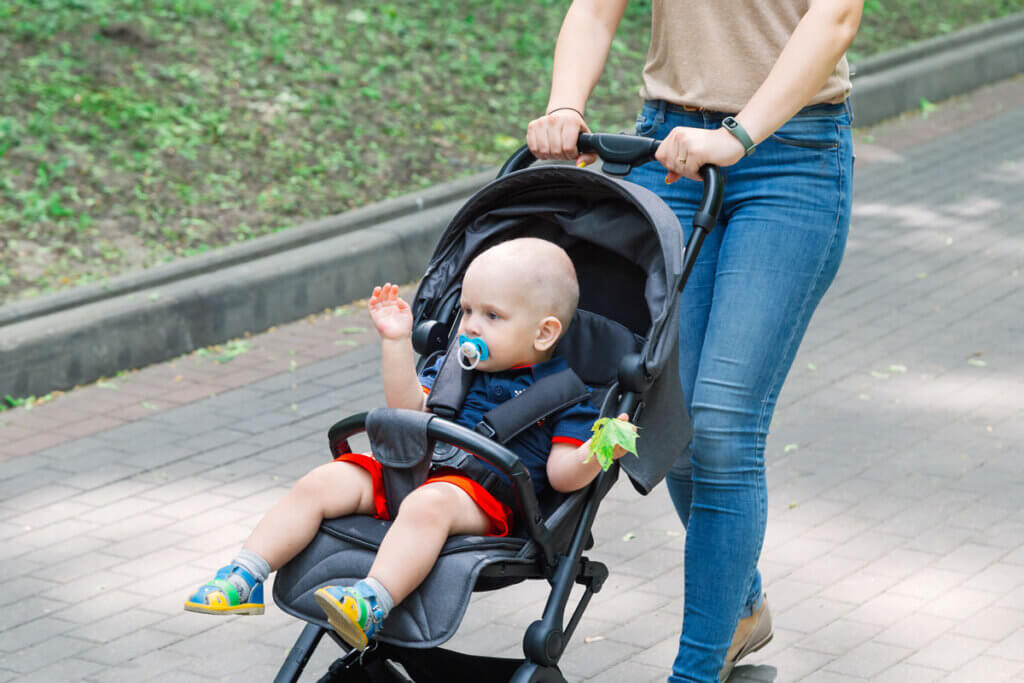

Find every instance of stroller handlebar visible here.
[498,133,723,231]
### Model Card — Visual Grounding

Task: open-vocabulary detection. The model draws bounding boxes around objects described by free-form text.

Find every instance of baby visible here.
[185,237,630,650]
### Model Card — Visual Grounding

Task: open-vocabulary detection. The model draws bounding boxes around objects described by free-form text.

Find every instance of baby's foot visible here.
[184,565,264,615]
[314,584,385,650]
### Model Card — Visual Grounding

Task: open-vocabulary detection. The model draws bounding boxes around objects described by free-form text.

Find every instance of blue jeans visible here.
[627,100,853,682]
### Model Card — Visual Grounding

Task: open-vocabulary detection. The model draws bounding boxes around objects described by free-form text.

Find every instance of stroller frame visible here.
[272,135,724,683]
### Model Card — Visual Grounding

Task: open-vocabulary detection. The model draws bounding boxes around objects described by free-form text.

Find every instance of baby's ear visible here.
[534,316,563,352]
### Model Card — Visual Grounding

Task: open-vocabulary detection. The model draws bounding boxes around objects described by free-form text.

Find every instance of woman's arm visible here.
[659,0,864,183]
[737,0,864,144]
[526,0,629,164]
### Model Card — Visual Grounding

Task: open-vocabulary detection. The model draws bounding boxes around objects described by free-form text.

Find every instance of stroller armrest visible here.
[328,412,553,558]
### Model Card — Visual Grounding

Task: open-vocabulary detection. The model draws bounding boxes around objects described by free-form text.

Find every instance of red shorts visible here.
[333,452,513,537]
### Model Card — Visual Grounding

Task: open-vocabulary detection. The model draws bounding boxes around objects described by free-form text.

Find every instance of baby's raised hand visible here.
[368,283,413,340]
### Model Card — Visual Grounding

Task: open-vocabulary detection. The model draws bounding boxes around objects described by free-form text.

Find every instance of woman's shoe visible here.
[184,565,264,615]
[719,597,773,682]
[314,584,385,651]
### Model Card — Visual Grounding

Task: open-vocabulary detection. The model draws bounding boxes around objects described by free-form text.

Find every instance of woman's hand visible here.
[656,126,746,183]
[368,283,413,341]
[526,109,597,166]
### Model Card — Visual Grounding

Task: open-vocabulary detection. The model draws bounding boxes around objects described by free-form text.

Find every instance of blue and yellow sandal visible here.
[314,584,384,650]
[184,565,265,615]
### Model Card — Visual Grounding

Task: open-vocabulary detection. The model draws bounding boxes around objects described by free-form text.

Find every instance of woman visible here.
[526,1,863,680]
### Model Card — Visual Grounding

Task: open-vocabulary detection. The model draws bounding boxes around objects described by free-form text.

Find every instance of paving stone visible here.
[777,597,857,634]
[797,619,883,656]
[0,615,76,652]
[986,627,1024,663]
[584,659,666,683]
[14,657,107,683]
[872,662,945,683]
[0,634,94,674]
[824,640,912,678]
[77,628,182,666]
[944,655,1024,682]
[560,638,641,679]
[907,633,992,671]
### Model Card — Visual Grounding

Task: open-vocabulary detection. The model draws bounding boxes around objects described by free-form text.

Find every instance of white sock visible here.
[359,577,394,618]
[227,550,270,602]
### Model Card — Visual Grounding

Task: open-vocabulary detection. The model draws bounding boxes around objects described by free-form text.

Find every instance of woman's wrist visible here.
[546,106,585,120]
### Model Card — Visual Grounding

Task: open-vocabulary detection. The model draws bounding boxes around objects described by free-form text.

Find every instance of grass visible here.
[1,0,1022,302]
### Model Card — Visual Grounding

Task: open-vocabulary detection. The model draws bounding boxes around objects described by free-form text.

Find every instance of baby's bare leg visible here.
[244,461,376,570]
[368,482,490,605]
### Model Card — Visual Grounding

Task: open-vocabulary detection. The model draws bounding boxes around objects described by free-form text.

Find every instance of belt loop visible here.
[844,98,855,126]
[655,100,666,125]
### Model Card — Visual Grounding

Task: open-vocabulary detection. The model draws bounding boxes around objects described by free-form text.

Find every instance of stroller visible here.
[271,134,724,683]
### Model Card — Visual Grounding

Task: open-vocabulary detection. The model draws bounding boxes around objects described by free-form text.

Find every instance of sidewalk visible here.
[1,76,1023,682]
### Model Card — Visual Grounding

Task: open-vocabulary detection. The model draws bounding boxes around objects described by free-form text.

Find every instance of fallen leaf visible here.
[342,327,367,334]
[967,358,987,367]
[870,370,889,379]
[784,443,799,453]
[334,340,358,347]
[858,393,871,401]
[807,362,817,371]
[584,636,605,644]
[788,502,798,509]
[888,364,907,374]
[622,531,636,542]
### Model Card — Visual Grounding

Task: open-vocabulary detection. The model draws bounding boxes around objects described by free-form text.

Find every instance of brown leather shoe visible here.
[719,598,773,682]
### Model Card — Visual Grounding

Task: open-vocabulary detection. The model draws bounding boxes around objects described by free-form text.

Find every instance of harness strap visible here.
[424,339,473,419]
[474,368,590,444]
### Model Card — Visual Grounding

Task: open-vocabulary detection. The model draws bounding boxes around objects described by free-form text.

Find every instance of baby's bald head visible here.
[465,238,579,332]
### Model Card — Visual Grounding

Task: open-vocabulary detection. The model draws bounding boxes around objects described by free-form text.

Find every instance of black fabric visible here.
[476,368,589,444]
[366,408,435,519]
[424,337,472,419]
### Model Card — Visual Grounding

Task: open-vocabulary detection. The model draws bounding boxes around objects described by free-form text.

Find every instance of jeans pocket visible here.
[769,134,838,150]
[635,110,658,137]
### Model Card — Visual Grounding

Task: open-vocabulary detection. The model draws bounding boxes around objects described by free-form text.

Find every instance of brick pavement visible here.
[1,78,1023,682]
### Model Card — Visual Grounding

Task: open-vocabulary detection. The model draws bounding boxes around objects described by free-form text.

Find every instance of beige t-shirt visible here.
[638,0,851,113]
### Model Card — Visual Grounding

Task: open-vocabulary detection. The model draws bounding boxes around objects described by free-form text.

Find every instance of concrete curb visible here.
[850,12,1024,126]
[3,13,1023,397]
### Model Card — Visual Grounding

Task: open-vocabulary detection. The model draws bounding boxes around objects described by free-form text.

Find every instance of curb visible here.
[3,13,1024,398]
[850,12,1024,126]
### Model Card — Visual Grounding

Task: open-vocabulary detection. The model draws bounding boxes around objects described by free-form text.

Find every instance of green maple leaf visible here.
[585,417,639,471]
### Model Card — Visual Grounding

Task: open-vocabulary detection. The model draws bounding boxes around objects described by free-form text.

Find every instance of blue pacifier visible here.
[458,334,489,370]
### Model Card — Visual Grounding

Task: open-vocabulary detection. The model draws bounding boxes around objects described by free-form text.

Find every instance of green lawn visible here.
[2,0,1021,301]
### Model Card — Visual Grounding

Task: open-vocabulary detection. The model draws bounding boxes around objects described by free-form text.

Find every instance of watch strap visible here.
[722,116,756,156]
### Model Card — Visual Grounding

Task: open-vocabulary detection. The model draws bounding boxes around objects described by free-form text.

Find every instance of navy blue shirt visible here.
[419,355,600,494]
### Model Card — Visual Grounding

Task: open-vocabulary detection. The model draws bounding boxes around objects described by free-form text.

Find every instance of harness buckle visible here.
[474,421,497,439]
